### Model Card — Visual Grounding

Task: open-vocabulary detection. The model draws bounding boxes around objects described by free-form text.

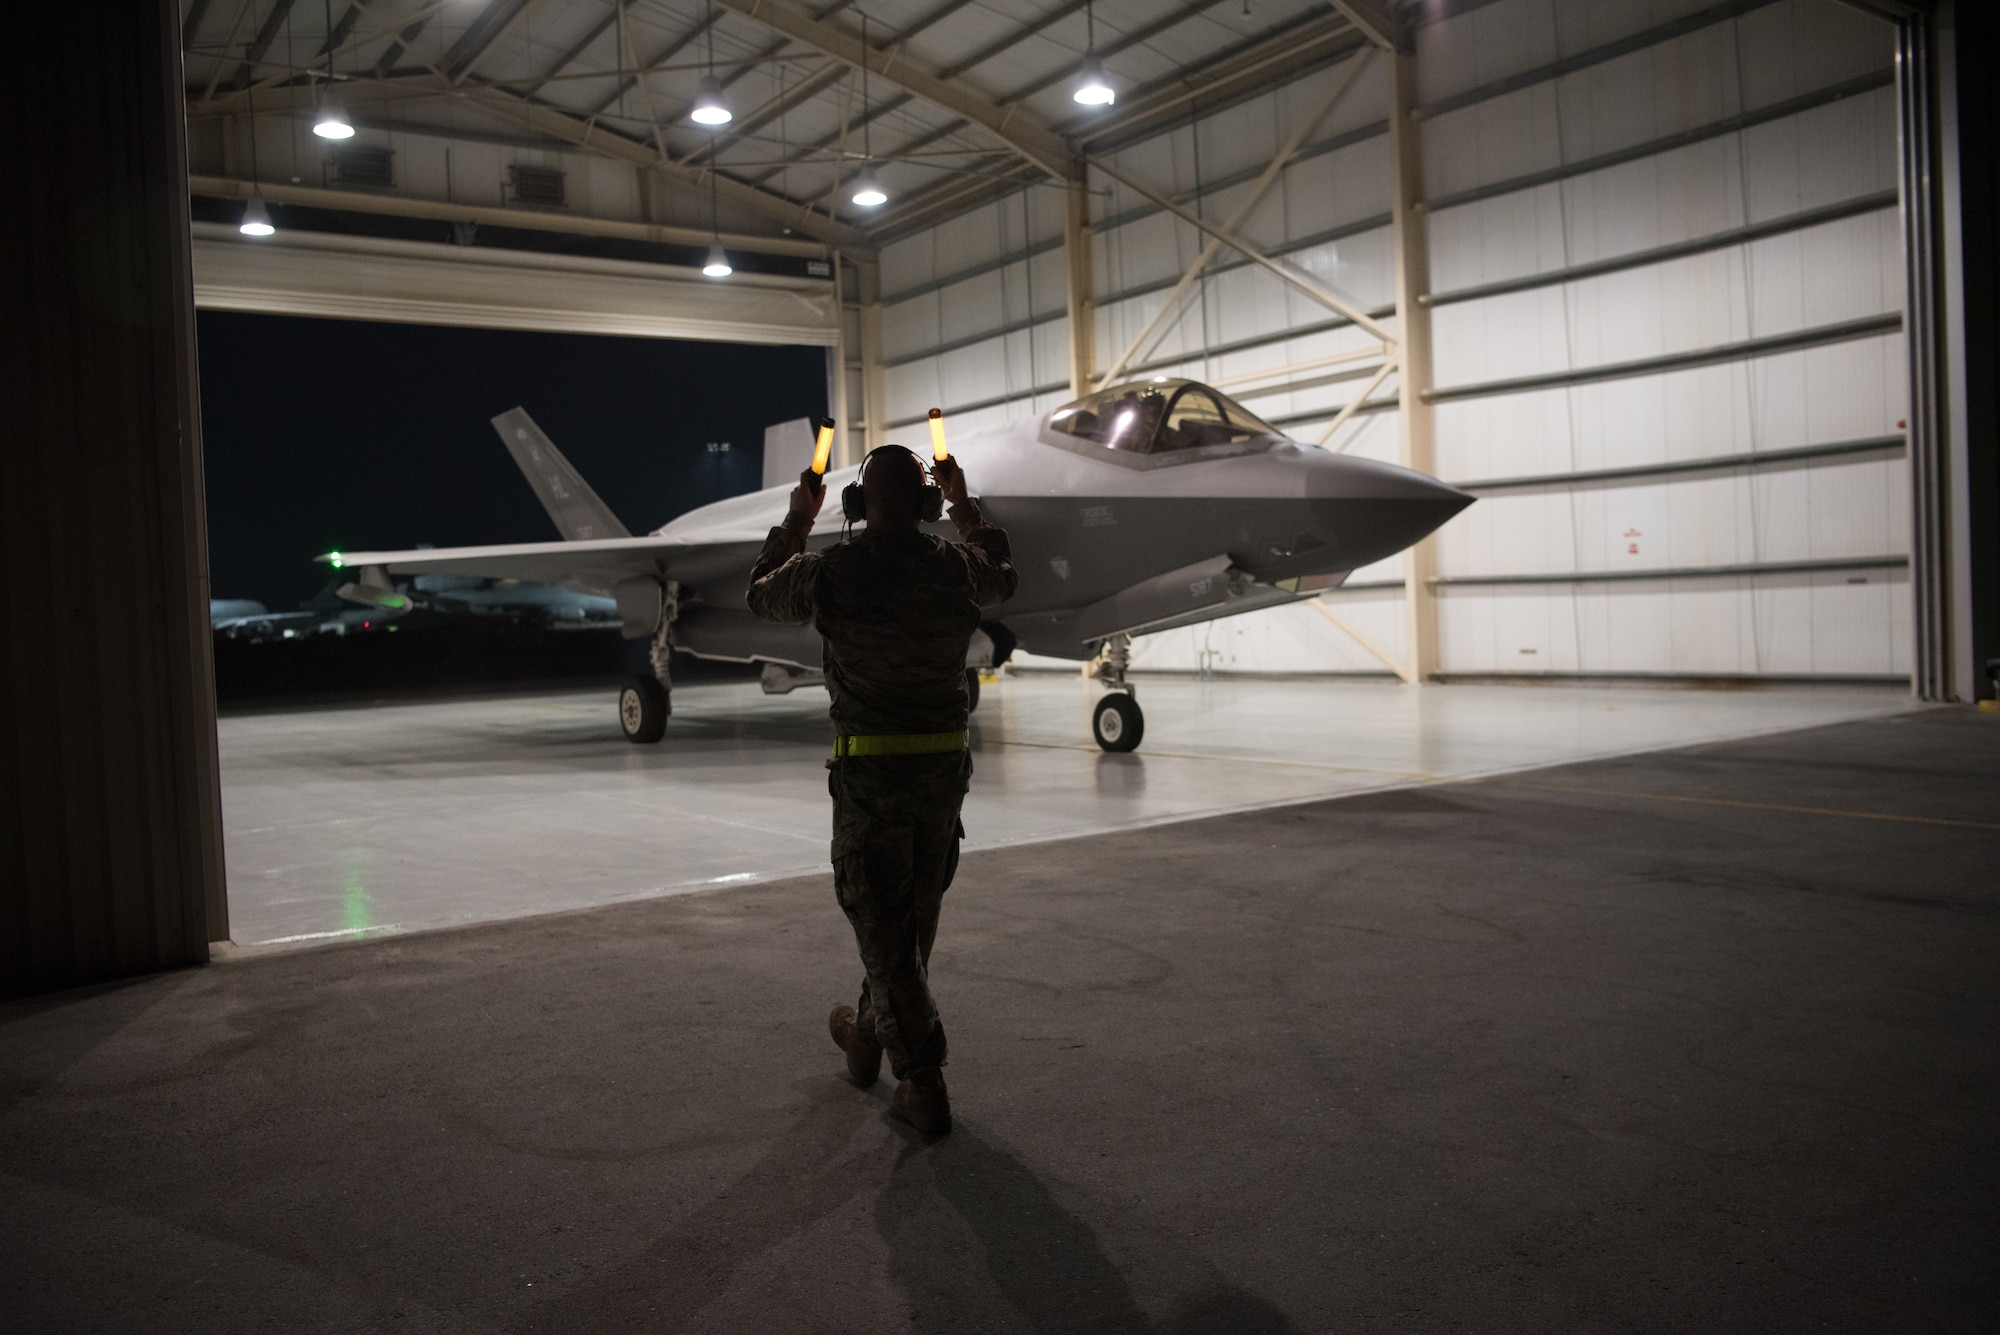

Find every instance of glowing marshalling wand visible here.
[927,407,950,463]
[810,417,836,478]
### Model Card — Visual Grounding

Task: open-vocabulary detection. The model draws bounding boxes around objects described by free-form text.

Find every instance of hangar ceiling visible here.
[180,0,1388,255]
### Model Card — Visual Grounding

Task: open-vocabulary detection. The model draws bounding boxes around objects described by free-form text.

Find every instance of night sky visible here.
[196,312,827,610]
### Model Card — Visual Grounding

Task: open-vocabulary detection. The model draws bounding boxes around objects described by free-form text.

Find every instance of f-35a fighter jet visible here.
[326,379,1470,753]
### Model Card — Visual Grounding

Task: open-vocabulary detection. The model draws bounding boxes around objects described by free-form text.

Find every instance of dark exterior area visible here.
[195,311,825,614]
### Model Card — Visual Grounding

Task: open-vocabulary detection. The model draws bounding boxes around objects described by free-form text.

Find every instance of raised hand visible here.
[933,456,969,509]
[789,466,826,523]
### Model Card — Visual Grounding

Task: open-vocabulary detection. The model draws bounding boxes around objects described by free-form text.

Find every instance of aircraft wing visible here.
[320,534,771,599]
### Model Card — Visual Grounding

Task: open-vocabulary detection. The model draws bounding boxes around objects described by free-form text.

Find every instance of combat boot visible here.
[890,1067,952,1136]
[828,1004,883,1087]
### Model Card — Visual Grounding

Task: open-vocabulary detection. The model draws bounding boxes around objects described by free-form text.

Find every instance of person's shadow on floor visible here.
[514,1081,1295,1333]
[878,1123,1295,1335]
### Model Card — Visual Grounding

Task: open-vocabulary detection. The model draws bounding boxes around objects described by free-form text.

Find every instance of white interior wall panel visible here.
[1434,335,1906,484]
[1436,569,1909,678]
[1407,0,1904,681]
[1430,211,1900,389]
[1427,86,1896,298]
[1437,455,1909,578]
[1419,0,1735,107]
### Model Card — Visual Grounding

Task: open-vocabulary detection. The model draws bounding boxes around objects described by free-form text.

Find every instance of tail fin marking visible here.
[491,407,632,542]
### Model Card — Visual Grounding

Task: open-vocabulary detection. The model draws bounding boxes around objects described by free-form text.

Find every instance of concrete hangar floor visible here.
[4,677,1997,1330]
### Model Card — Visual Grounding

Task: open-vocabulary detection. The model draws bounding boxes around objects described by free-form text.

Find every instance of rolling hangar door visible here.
[8,0,1996,995]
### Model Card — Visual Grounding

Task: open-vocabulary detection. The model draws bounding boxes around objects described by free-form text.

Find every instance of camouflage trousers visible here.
[827,750,971,1080]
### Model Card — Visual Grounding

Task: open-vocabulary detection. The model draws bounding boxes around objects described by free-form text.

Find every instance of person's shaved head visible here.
[862,446,927,527]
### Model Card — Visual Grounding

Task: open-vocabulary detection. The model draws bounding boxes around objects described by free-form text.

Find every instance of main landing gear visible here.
[1087,633,1144,753]
[621,583,676,744]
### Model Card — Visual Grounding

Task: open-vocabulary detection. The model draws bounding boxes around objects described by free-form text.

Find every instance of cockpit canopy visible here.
[1046,379,1286,456]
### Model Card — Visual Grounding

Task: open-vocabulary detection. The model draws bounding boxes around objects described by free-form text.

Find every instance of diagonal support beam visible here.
[230,0,300,91]
[1308,599,1412,680]
[1326,0,1405,51]
[710,0,1075,180]
[441,0,534,77]
[1084,155,1397,344]
[1097,49,1373,386]
[1317,356,1397,448]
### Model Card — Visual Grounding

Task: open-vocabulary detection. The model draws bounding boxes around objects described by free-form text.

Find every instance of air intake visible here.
[329,144,394,188]
[509,164,566,208]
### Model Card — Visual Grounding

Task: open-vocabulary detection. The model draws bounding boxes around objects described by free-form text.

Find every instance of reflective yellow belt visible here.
[832,730,968,758]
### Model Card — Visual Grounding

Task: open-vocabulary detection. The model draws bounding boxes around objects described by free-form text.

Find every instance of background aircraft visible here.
[328,384,1471,752]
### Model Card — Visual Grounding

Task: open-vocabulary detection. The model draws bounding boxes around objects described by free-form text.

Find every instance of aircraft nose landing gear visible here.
[1092,692,1143,751]
[620,676,668,743]
[1087,633,1144,752]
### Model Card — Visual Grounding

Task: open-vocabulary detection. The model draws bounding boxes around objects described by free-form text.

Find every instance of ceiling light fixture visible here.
[239,198,275,236]
[313,2,354,137]
[1073,55,1115,106]
[702,147,732,278]
[241,84,276,236]
[691,74,732,125]
[691,0,732,125]
[850,168,887,208]
[1073,55,1114,106]
[1073,2,1115,106]
[313,91,354,138]
[850,13,888,208]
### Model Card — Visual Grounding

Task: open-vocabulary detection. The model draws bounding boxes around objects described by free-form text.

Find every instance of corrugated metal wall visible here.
[2,0,226,996]
[876,0,1908,682]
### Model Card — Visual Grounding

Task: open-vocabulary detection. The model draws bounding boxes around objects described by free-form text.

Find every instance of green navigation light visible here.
[326,551,345,569]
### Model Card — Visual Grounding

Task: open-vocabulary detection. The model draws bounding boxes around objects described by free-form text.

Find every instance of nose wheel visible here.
[619,675,667,743]
[1092,692,1143,752]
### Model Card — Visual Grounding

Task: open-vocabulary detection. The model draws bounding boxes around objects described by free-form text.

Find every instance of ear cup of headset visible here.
[846,445,941,524]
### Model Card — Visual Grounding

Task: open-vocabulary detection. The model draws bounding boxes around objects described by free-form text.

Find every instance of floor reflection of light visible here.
[340,848,372,936]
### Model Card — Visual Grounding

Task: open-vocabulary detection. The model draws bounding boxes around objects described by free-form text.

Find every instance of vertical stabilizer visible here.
[763,417,816,491]
[491,407,632,542]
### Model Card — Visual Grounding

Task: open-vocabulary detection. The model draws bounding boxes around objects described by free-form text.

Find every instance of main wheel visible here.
[1091,692,1143,753]
[966,667,982,712]
[619,675,668,744]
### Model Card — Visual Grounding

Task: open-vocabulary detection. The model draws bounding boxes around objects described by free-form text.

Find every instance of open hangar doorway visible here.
[196,311,834,947]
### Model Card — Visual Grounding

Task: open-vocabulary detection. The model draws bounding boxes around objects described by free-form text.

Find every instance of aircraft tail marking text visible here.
[491,407,632,543]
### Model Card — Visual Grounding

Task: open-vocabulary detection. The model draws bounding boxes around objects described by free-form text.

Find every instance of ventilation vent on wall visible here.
[509,164,566,208]
[330,144,395,189]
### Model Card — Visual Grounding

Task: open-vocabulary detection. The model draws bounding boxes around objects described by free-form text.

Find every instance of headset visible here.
[843,444,943,525]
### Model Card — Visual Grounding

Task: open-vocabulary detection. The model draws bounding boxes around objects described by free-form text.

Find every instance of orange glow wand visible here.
[927,407,950,463]
[811,417,836,475]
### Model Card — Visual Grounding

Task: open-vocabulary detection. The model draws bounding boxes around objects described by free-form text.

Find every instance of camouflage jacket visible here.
[746,501,1017,737]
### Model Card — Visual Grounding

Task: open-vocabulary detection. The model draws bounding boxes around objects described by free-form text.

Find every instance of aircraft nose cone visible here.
[1294,447,1473,570]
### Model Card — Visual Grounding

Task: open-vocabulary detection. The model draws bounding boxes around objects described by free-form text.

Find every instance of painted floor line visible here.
[256,923,407,946]
[1464,778,2000,832]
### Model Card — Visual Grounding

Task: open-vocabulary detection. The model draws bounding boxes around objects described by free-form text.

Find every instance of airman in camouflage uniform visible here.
[747,446,1016,1135]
